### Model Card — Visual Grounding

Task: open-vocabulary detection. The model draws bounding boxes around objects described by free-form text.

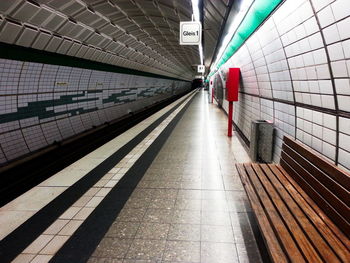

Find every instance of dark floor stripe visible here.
[50,92,197,263]
[0,92,195,263]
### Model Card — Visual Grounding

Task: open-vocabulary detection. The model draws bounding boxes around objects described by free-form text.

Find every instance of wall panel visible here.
[0,58,190,166]
[212,0,350,172]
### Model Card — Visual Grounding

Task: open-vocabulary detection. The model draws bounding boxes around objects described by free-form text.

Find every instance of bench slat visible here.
[281,153,350,237]
[270,164,350,262]
[243,163,306,262]
[236,136,350,263]
[236,164,289,263]
[282,143,349,207]
[259,163,344,262]
[276,164,350,248]
[284,136,350,190]
[251,163,325,262]
[282,143,350,214]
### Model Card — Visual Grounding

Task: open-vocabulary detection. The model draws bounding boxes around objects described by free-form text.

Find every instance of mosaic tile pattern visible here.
[210,0,350,171]
[0,58,190,165]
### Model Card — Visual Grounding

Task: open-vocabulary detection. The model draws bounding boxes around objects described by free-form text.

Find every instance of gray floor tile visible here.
[236,242,263,263]
[124,198,152,209]
[162,241,200,262]
[174,199,201,210]
[171,210,201,224]
[88,257,123,263]
[116,208,147,222]
[152,189,178,200]
[201,199,229,212]
[87,91,261,263]
[130,189,155,200]
[105,221,140,239]
[201,242,239,263]
[92,238,132,258]
[148,198,176,210]
[168,224,200,241]
[177,190,201,200]
[123,260,157,263]
[150,181,181,189]
[135,223,170,240]
[143,209,173,223]
[125,239,166,261]
[201,190,226,200]
[201,225,235,243]
[201,211,231,226]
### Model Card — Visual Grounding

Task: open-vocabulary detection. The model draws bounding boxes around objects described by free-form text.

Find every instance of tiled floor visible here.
[2,90,264,263]
[88,90,263,263]
[2,91,195,263]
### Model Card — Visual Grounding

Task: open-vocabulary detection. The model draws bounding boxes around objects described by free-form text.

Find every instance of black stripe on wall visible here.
[0,43,189,82]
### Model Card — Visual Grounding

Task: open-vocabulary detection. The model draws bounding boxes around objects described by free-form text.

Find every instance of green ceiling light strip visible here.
[208,0,283,78]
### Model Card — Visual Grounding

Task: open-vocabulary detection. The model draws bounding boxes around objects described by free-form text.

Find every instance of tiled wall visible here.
[212,0,350,171]
[0,58,190,166]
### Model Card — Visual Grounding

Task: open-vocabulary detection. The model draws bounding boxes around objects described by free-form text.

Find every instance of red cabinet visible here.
[226,68,240,102]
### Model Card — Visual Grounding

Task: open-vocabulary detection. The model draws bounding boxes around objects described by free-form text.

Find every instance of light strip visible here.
[208,0,283,78]
[191,0,204,66]
[211,0,254,71]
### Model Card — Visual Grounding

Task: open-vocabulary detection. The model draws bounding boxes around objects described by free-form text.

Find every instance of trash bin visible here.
[250,120,274,163]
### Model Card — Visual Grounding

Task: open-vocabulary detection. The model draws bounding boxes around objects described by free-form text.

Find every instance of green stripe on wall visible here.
[209,0,283,78]
[0,43,189,82]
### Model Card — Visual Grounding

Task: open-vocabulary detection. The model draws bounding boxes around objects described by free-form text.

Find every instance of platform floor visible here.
[0,90,264,263]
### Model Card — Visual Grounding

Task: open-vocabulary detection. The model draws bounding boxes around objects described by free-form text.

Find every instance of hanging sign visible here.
[179,21,201,45]
[197,65,205,73]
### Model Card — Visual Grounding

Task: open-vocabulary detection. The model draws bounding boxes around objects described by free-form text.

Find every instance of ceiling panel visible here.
[203,0,229,71]
[1,0,243,79]
[0,0,199,80]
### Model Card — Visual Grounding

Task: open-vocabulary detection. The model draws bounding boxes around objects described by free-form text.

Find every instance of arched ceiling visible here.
[203,0,241,73]
[0,0,204,80]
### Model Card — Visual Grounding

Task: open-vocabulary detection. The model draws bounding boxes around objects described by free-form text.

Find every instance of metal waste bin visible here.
[250,120,274,163]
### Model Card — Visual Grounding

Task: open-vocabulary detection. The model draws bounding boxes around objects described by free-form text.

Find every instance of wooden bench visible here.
[236,136,350,262]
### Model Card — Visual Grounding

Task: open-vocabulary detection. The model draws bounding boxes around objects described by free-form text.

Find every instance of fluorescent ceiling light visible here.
[211,0,254,71]
[191,0,204,66]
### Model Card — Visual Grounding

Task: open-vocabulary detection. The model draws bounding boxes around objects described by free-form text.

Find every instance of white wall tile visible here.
[316,64,331,79]
[311,0,335,12]
[324,114,337,130]
[312,136,323,152]
[331,60,348,77]
[339,133,350,152]
[323,127,337,144]
[331,0,350,21]
[323,24,341,44]
[335,78,350,94]
[338,95,350,111]
[323,141,336,159]
[313,49,328,64]
[321,95,336,109]
[341,39,350,58]
[318,5,335,28]
[319,80,333,94]
[337,17,350,40]
[339,117,350,134]
[328,42,345,61]
[338,148,350,170]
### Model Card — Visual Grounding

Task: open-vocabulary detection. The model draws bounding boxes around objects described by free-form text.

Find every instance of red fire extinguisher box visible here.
[226,68,240,101]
